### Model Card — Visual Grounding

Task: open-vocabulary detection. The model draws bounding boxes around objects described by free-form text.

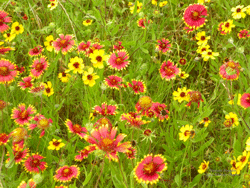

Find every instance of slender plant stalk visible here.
[94,160,105,188]
[118,159,128,188]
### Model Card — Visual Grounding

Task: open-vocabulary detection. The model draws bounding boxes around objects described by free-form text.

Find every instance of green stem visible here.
[94,160,105,188]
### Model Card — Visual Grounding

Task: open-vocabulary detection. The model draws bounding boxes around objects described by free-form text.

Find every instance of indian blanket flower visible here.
[93,117,112,129]
[24,153,47,173]
[198,160,209,174]
[67,56,84,74]
[159,60,180,81]
[173,87,191,103]
[141,129,156,142]
[179,58,187,65]
[44,35,54,52]
[75,145,97,161]
[113,41,124,51]
[231,5,246,19]
[87,43,103,55]
[58,71,71,83]
[84,125,131,161]
[78,41,91,53]
[199,117,211,127]
[94,103,117,116]
[82,67,99,87]
[126,147,136,159]
[6,147,29,164]
[240,93,250,109]
[17,179,36,188]
[0,10,12,33]
[135,96,153,114]
[187,91,204,108]
[238,30,250,39]
[29,82,45,96]
[53,34,75,55]
[82,19,93,26]
[183,4,208,29]
[224,112,239,128]
[179,124,195,142]
[0,133,9,145]
[89,49,109,69]
[54,165,80,182]
[0,42,14,55]
[128,80,146,94]
[121,112,148,128]
[48,139,65,150]
[0,58,18,84]
[65,119,87,138]
[221,19,235,34]
[105,75,123,89]
[137,17,152,29]
[28,46,43,56]
[156,38,171,53]
[43,81,54,97]
[151,102,169,121]
[10,127,28,144]
[201,50,219,61]
[134,154,167,185]
[108,51,130,70]
[30,56,49,78]
[196,31,210,45]
[11,103,36,126]
[11,22,24,35]
[219,60,241,80]
[29,114,53,137]
[55,185,68,188]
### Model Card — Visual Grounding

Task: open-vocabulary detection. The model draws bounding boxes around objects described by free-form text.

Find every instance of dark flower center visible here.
[203,117,209,121]
[189,91,202,102]
[160,43,166,49]
[224,119,232,127]
[225,22,230,28]
[73,124,82,133]
[96,56,102,62]
[208,52,212,55]
[246,96,250,103]
[180,92,186,97]
[143,162,157,175]
[73,62,79,68]
[0,66,10,76]
[184,130,190,136]
[46,88,51,93]
[86,19,91,23]
[7,33,10,37]
[31,158,40,167]
[37,118,50,129]
[14,151,23,160]
[35,63,44,71]
[62,72,66,77]
[164,67,175,76]
[115,57,123,65]
[191,11,200,20]
[53,141,60,146]
[101,138,113,152]
[59,40,68,48]
[62,168,73,177]
[87,75,93,80]
[20,110,29,119]
[201,36,206,40]
[236,8,241,12]
[133,85,139,91]
[110,79,117,85]
[202,164,207,170]
[15,26,20,31]
[179,59,186,65]
[144,129,152,136]
[0,100,6,110]
[240,156,246,162]
[33,47,39,53]
[147,110,154,118]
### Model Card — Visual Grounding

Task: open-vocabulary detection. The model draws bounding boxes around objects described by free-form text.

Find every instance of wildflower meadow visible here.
[1,0,250,187]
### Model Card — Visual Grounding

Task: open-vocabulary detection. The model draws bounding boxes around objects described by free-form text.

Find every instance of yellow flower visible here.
[58,71,71,83]
[129,1,143,14]
[179,71,189,79]
[198,0,210,4]
[231,157,241,175]
[221,19,235,33]
[231,5,246,19]
[48,1,58,10]
[89,50,109,69]
[196,31,210,46]
[151,0,157,5]
[43,81,54,97]
[198,160,209,174]
[82,67,99,87]
[82,19,93,26]
[159,1,168,7]
[225,112,239,127]
[11,22,24,35]
[237,151,250,170]
[173,87,191,103]
[3,32,16,42]
[44,35,54,52]
[196,44,210,54]
[246,5,250,15]
[199,117,211,127]
[48,139,65,150]
[68,56,84,74]
[179,124,194,142]
[246,137,250,151]
[201,50,219,61]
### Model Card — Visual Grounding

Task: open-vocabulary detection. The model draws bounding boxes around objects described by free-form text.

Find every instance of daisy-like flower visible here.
[11,103,36,126]
[179,58,187,65]
[0,58,18,84]
[198,160,209,174]
[0,133,9,145]
[6,147,29,164]
[196,31,210,45]
[129,1,143,14]
[15,65,25,74]
[128,80,146,94]
[151,0,157,6]
[201,50,219,61]
[93,117,113,129]
[75,145,97,161]
[53,34,75,55]
[126,147,136,159]
[3,32,16,42]
[221,19,235,34]
[58,71,71,83]
[54,165,80,182]
[218,22,227,35]
[246,5,250,15]
[199,117,211,127]
[224,112,239,128]
[30,56,49,78]
[28,45,43,56]
[44,35,54,52]
[237,150,250,170]
[113,41,124,51]
[151,102,169,121]
[87,43,103,55]
[198,0,210,3]
[121,112,149,128]
[159,60,180,81]
[0,100,7,110]
[219,60,241,80]
[108,51,130,70]
[245,137,250,151]
[11,22,24,35]
[231,157,241,175]
[84,125,131,161]
[17,179,36,188]
[48,138,65,150]
[196,44,210,54]
[179,124,195,142]
[179,71,189,79]
[94,102,117,116]
[105,75,123,89]
[240,93,250,109]
[29,114,53,137]
[156,38,171,53]
[82,19,93,26]
[141,129,156,142]
[43,81,54,97]
[187,91,204,108]
[29,83,45,96]
[65,119,87,138]
[89,49,109,69]
[10,127,28,144]
[137,17,152,29]
[159,1,168,7]
[134,154,167,185]
[48,1,58,10]
[0,10,12,32]
[173,87,191,103]
[231,5,246,19]
[77,41,91,54]
[82,67,99,87]
[238,30,250,39]
[183,4,208,29]
[67,56,84,74]
[135,96,153,115]
[0,42,14,55]
[24,153,47,173]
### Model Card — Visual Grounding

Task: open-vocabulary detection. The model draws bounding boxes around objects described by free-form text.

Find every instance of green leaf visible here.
[5,144,14,169]
[192,138,214,157]
[82,171,92,186]
[140,47,149,54]
[174,174,181,187]
[188,174,202,188]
